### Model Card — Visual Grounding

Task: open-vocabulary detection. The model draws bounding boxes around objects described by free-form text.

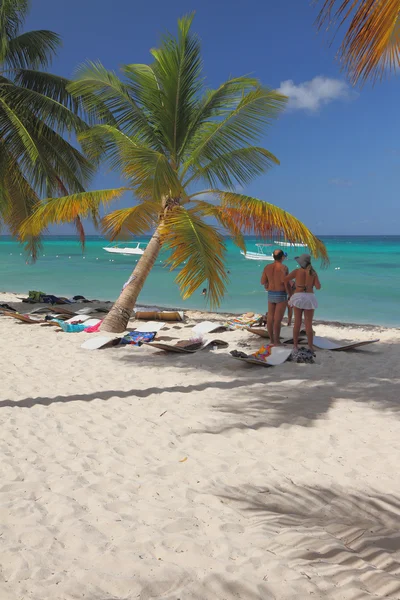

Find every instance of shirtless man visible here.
[260,249,288,344]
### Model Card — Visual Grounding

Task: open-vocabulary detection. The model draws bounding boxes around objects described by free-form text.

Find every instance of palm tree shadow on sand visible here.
[208,481,400,599]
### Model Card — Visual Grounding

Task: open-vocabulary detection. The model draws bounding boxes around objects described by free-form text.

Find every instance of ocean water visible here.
[0,235,399,327]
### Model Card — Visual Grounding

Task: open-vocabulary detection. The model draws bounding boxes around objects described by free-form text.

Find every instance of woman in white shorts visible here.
[284,254,321,351]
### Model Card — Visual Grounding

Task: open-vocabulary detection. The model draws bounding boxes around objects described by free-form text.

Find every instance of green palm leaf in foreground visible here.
[21,14,328,332]
[0,0,94,258]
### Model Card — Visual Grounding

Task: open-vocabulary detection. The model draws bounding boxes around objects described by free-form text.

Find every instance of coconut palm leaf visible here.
[69,61,162,148]
[181,87,287,179]
[192,199,246,252]
[0,0,28,59]
[162,207,227,307]
[0,0,96,259]
[19,188,128,239]
[78,124,182,201]
[150,13,203,161]
[216,191,329,264]
[5,29,60,69]
[316,0,400,83]
[122,63,164,126]
[184,146,279,189]
[101,202,159,240]
[14,70,81,112]
[178,76,259,160]
[0,82,89,133]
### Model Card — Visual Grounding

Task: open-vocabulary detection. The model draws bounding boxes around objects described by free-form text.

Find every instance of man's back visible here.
[262,261,287,291]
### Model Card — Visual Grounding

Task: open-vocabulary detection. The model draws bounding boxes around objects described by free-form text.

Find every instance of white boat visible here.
[240,244,274,261]
[274,241,307,248]
[103,242,147,256]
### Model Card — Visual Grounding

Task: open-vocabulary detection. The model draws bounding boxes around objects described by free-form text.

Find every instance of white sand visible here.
[1,291,400,600]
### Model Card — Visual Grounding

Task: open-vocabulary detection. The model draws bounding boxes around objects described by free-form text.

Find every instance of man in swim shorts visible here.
[260,249,289,344]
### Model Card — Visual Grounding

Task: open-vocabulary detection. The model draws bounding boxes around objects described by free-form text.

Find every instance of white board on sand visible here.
[192,321,226,335]
[233,346,292,367]
[313,336,379,351]
[133,321,166,333]
[81,336,119,350]
[65,314,91,324]
[82,318,102,328]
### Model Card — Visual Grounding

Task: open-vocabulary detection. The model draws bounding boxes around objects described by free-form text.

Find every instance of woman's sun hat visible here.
[295,253,311,268]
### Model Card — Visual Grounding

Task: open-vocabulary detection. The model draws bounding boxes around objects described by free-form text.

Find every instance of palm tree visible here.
[0,0,94,258]
[21,14,328,333]
[316,0,400,84]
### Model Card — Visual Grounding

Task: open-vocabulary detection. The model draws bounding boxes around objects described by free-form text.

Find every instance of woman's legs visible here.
[287,304,293,326]
[304,309,315,351]
[293,308,303,349]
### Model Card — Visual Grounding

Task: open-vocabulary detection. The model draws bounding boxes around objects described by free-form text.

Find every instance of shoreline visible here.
[1,290,396,333]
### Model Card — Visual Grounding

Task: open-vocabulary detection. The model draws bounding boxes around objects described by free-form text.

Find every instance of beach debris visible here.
[159,411,167,417]
[179,457,188,463]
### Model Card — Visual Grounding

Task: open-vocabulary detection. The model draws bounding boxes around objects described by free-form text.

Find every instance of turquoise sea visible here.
[0,235,399,327]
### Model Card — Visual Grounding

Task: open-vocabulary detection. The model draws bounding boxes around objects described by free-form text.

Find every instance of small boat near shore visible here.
[103,242,147,256]
[240,244,274,261]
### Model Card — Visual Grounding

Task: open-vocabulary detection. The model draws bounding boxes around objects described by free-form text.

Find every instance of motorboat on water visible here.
[240,244,274,261]
[103,242,147,256]
[274,240,308,248]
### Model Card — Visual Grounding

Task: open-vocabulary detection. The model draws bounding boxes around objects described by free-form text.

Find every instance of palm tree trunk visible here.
[100,227,162,333]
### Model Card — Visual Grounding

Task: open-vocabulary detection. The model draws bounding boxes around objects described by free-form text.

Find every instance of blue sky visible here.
[24,0,400,235]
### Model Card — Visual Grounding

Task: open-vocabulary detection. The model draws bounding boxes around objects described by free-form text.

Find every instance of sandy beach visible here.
[1,291,400,599]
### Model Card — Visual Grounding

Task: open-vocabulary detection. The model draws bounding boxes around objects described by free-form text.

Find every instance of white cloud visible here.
[277,76,352,112]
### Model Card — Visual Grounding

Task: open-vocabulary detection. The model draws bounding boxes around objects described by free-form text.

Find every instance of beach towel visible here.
[120,331,156,346]
[225,313,262,330]
[51,319,88,332]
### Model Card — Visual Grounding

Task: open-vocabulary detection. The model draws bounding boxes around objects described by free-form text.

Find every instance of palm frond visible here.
[0,82,89,134]
[5,30,61,69]
[179,76,259,159]
[316,0,400,83]
[150,13,203,161]
[182,87,287,178]
[78,125,182,201]
[184,146,279,189]
[69,61,162,148]
[122,63,163,115]
[101,202,159,240]
[19,188,128,239]
[217,191,329,264]
[162,207,227,307]
[0,0,28,59]
[33,120,95,190]
[0,145,42,259]
[192,199,246,251]
[0,96,39,162]
[14,70,81,114]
